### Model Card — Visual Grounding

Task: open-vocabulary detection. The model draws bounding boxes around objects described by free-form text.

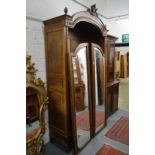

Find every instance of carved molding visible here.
[65,10,108,36]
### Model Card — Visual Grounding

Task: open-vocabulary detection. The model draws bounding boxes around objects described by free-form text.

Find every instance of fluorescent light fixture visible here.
[116,18,129,24]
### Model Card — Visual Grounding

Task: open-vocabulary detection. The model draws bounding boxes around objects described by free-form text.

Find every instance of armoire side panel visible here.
[45,26,72,149]
[47,30,64,74]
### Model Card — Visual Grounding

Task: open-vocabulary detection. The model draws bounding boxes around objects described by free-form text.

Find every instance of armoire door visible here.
[91,43,106,134]
[68,43,106,154]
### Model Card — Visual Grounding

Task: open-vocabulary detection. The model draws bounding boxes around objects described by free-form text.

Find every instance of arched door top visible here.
[68,11,108,37]
[73,43,105,57]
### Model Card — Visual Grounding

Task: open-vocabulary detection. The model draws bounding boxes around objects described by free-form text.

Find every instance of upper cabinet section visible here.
[106,35,118,82]
[44,6,108,37]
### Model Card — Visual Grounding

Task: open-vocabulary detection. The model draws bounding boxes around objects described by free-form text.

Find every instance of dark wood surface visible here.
[106,83,119,117]
[115,43,129,47]
[105,35,119,117]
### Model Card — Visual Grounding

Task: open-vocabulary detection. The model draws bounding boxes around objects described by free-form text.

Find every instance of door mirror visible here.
[72,46,91,149]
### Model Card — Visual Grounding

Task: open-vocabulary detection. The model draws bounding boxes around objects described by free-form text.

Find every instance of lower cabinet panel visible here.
[106,82,119,117]
[49,124,72,150]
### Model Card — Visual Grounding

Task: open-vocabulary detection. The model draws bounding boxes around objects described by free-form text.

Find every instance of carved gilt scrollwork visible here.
[26,53,49,155]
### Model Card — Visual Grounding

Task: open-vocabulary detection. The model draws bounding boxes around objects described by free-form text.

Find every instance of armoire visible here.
[44,6,119,152]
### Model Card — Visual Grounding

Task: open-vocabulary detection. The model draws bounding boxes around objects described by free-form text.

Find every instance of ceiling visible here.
[26,0,129,21]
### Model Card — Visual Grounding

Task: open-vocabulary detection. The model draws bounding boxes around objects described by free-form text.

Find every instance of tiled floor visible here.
[44,78,129,155]
[44,109,129,155]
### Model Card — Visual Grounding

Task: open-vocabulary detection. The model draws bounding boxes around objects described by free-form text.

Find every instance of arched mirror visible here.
[91,44,106,134]
[71,44,91,149]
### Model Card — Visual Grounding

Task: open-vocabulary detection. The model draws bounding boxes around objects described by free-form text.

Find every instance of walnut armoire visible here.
[44,6,119,151]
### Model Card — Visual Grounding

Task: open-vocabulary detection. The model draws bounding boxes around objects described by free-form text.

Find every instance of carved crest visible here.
[88,4,98,16]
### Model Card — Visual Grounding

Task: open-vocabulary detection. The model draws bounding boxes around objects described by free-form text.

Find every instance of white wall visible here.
[26,19,46,84]
[106,19,129,43]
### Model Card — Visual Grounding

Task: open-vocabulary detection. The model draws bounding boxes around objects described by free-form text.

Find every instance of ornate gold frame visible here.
[26,54,49,155]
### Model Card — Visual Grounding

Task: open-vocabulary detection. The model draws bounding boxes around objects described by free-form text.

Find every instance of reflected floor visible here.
[76,105,105,148]
[76,107,90,148]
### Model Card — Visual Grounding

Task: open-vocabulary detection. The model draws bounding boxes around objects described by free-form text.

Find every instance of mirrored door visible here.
[68,43,106,154]
[92,44,106,133]
[68,43,91,151]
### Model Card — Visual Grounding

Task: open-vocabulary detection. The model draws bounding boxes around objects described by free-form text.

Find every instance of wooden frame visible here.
[68,43,92,154]
[91,43,106,136]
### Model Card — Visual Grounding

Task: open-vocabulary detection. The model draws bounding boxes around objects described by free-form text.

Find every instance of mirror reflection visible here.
[72,47,90,148]
[94,48,105,133]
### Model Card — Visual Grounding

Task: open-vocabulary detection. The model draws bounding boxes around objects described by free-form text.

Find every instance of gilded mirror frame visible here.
[26,54,49,155]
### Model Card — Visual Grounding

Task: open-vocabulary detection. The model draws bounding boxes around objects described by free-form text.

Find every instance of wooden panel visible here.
[44,20,71,149]
[106,86,112,117]
[106,83,119,117]
[49,124,72,149]
[112,83,119,112]
[47,29,65,75]
[48,89,66,131]
[120,54,128,78]
[48,78,64,92]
